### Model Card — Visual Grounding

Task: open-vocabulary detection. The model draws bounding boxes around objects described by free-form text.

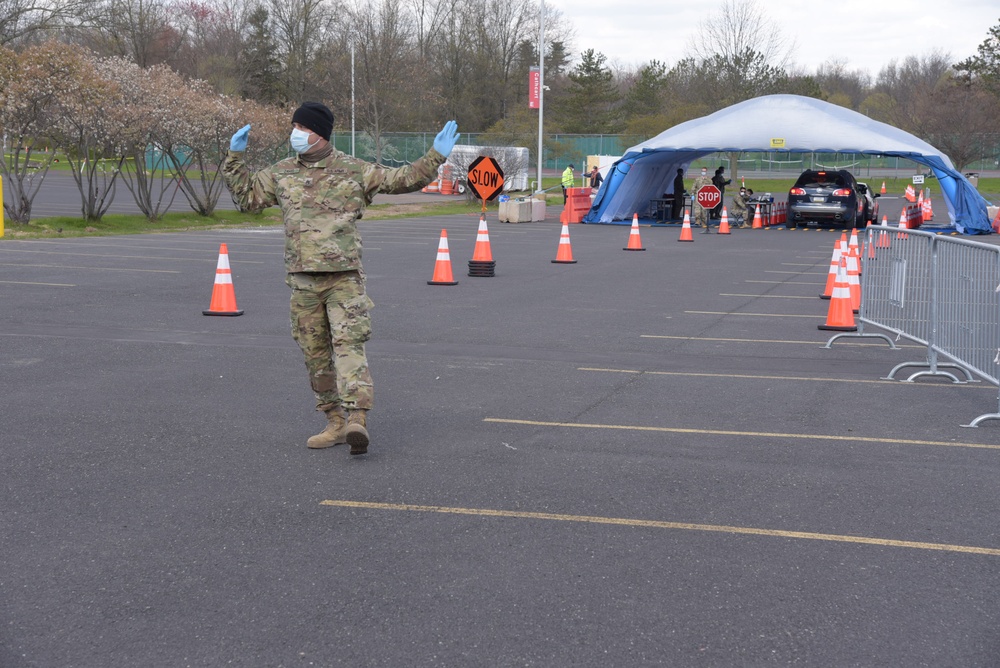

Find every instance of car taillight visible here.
[832,189,851,197]
[789,188,806,195]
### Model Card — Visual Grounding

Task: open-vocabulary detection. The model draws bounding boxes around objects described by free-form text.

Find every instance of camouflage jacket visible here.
[223,147,446,274]
[691,175,713,205]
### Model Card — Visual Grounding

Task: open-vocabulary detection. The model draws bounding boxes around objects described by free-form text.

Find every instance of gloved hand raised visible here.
[433,120,459,157]
[230,124,251,152]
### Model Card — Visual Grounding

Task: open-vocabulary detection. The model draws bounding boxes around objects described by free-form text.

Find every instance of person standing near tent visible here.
[223,102,460,456]
[691,167,713,228]
[589,166,603,189]
[711,166,731,219]
[561,164,575,203]
[671,168,686,221]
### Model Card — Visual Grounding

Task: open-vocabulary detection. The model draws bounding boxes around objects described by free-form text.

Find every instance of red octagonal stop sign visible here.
[696,184,722,209]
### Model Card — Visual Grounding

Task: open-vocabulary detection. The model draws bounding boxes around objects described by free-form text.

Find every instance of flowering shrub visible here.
[0,40,289,224]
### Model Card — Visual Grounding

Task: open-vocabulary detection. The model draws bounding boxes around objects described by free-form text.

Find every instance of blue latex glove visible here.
[433,120,459,157]
[230,124,251,152]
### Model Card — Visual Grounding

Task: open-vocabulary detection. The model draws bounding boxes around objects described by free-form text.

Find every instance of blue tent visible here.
[584,94,993,234]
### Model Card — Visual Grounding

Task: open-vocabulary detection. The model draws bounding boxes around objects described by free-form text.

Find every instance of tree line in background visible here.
[1,0,999,224]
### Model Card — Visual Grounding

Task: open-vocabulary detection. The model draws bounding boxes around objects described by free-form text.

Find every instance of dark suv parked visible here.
[786,169,879,229]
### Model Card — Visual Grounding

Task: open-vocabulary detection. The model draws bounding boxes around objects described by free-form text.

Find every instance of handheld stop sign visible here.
[696,184,722,209]
[467,156,505,208]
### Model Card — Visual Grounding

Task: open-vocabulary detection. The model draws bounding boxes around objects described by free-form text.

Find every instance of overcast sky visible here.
[542,0,998,76]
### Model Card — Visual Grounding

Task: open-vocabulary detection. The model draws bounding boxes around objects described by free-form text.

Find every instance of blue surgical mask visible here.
[290,128,317,154]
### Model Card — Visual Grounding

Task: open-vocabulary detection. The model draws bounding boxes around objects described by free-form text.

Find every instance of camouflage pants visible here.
[694,203,709,226]
[287,271,374,413]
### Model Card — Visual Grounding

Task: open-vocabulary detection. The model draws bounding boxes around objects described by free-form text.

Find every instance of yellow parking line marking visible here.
[319,500,1000,557]
[0,262,180,273]
[685,310,825,318]
[720,293,818,299]
[639,334,921,348]
[482,417,1000,451]
[0,280,74,287]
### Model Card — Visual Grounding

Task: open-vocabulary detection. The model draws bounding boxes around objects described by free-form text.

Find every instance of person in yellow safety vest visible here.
[561,164,575,203]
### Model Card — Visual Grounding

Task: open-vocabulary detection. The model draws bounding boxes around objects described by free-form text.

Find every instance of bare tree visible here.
[915,76,1000,170]
[269,0,338,101]
[348,0,422,160]
[170,0,251,95]
[0,0,96,46]
[870,51,953,131]
[681,0,797,180]
[687,0,795,72]
[408,0,444,62]
[814,58,872,109]
[81,0,184,66]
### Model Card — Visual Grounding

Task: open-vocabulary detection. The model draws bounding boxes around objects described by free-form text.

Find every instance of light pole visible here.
[535,0,544,194]
[351,41,356,157]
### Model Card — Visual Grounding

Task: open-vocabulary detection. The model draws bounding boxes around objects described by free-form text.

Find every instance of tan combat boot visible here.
[345,410,369,455]
[307,409,347,449]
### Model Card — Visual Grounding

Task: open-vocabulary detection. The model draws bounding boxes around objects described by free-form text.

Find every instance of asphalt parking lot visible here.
[3,210,1000,666]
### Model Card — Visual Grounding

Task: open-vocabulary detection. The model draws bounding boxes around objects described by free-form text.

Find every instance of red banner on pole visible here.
[528,67,540,109]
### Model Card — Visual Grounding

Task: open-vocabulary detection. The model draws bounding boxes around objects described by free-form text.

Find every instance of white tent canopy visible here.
[585,95,991,233]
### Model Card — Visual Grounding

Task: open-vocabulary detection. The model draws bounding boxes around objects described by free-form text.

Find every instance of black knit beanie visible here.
[291,102,334,141]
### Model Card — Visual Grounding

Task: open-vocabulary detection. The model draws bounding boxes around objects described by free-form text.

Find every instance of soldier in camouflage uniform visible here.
[691,167,713,228]
[731,187,750,227]
[223,102,460,455]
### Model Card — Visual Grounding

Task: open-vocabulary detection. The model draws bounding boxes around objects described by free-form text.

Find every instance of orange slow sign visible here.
[467,156,505,201]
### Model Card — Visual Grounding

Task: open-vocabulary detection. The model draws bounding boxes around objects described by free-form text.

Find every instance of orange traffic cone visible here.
[203,243,244,316]
[846,246,861,313]
[904,184,916,202]
[471,216,493,261]
[468,216,496,277]
[678,209,694,242]
[428,229,459,285]
[922,193,933,221]
[820,237,844,300]
[624,213,646,250]
[718,206,731,235]
[850,227,862,275]
[897,208,909,240]
[877,218,890,249]
[818,257,857,332]
[552,223,577,263]
[880,181,886,195]
[751,205,763,229]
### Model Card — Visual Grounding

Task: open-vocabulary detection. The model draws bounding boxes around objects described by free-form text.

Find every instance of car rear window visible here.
[795,172,849,188]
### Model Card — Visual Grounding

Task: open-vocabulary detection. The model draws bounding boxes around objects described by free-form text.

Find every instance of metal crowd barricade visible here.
[825,226,1000,427]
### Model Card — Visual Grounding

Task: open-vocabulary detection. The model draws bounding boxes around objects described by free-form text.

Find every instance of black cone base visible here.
[468,260,496,277]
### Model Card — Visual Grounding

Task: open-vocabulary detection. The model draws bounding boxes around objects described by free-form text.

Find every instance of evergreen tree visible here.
[623,60,667,120]
[955,19,1000,98]
[241,6,282,104]
[560,49,620,134]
